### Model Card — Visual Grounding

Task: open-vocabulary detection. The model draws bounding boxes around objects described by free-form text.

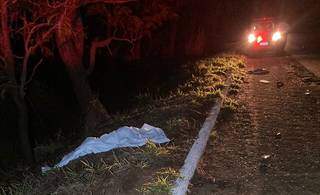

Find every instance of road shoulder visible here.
[292,54,320,77]
[191,56,320,194]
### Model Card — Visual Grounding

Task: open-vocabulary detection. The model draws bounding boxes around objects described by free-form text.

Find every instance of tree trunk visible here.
[68,62,109,133]
[1,1,33,162]
[13,92,34,163]
[168,23,177,57]
[56,6,109,134]
[131,40,141,60]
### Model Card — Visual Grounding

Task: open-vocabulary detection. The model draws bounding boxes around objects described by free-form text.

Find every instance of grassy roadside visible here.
[1,54,246,195]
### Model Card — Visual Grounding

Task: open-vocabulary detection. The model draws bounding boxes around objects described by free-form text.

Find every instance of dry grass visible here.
[223,97,240,113]
[138,168,179,194]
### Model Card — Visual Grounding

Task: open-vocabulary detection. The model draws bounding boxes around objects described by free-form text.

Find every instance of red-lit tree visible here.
[55,0,177,133]
[1,0,177,161]
[0,0,59,162]
[88,0,177,65]
[53,0,137,134]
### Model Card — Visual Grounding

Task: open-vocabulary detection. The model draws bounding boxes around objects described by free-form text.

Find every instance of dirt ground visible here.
[191,55,320,195]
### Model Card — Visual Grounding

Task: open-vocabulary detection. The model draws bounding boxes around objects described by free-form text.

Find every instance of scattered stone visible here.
[309,82,317,87]
[260,164,268,174]
[276,81,284,88]
[248,68,270,75]
[262,154,271,159]
[259,80,270,84]
[275,132,282,139]
[305,90,311,95]
[309,82,320,87]
[260,155,271,174]
[302,77,313,83]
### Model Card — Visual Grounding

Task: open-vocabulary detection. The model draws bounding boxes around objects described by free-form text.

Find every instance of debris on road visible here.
[262,154,271,159]
[259,80,270,84]
[302,76,313,83]
[275,132,282,139]
[247,68,270,75]
[305,90,311,95]
[277,81,284,88]
[309,82,318,87]
[260,154,271,174]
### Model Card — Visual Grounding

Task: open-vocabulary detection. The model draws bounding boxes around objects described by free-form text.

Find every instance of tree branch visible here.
[19,51,31,97]
[25,58,43,86]
[1,0,16,77]
[47,0,66,9]
[19,21,58,96]
[25,23,50,51]
[0,55,6,69]
[88,37,133,75]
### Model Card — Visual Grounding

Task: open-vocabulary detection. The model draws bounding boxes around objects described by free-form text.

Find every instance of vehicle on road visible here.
[244,18,288,55]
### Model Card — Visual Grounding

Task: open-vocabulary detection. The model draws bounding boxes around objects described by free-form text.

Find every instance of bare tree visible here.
[0,0,177,161]
[0,0,58,162]
[55,0,177,134]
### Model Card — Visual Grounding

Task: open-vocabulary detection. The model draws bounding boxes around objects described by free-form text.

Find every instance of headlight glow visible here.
[248,33,256,43]
[272,31,282,41]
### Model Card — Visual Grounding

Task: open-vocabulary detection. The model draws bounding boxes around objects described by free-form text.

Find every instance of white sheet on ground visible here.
[42,124,169,172]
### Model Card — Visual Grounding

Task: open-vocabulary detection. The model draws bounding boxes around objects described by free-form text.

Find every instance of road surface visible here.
[190,55,320,195]
[292,55,320,77]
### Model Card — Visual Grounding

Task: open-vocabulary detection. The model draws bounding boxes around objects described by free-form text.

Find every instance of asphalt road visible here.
[292,55,320,77]
[190,55,320,195]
